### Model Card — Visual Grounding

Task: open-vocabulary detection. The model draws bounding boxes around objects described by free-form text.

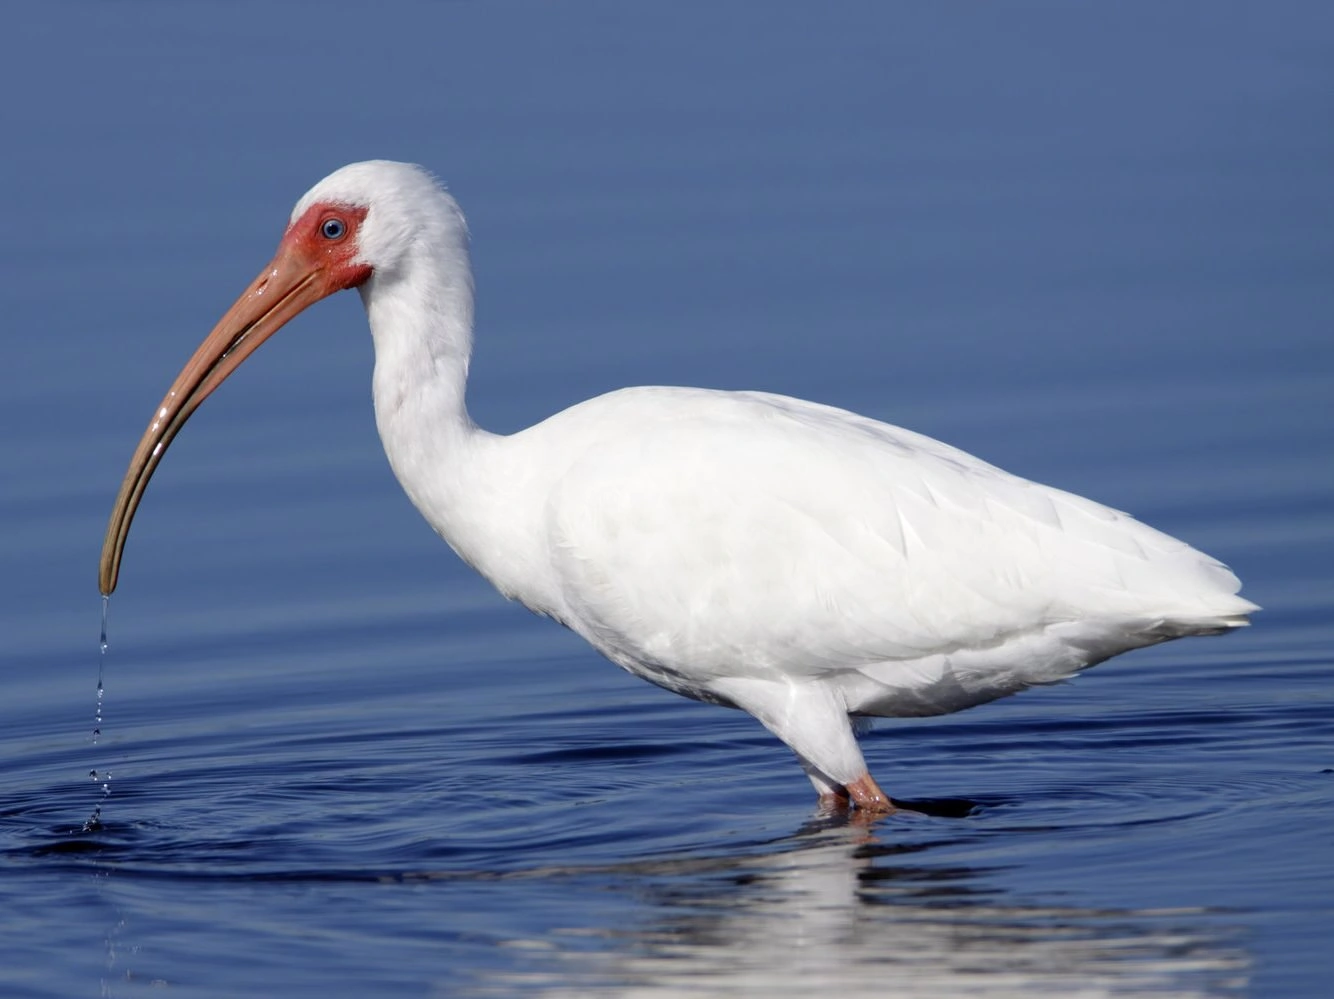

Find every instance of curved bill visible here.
[99,246,334,595]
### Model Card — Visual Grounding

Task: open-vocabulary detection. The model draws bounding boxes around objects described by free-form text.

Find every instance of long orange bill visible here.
[99,245,333,595]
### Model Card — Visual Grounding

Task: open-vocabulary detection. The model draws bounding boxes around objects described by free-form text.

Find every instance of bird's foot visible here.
[816,773,896,814]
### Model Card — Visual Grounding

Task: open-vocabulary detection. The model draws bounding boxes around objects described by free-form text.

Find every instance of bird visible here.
[100,160,1257,813]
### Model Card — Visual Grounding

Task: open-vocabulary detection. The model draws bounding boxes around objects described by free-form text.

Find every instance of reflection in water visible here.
[466,821,1248,998]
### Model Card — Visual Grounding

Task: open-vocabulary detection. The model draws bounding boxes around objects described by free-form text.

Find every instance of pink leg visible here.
[845,773,895,813]
[816,787,851,811]
[813,773,895,814]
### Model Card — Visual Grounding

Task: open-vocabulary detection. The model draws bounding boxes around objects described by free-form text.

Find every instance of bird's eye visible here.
[321,217,347,240]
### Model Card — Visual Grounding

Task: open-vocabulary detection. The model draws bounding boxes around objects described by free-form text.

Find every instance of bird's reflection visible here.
[464,814,1248,998]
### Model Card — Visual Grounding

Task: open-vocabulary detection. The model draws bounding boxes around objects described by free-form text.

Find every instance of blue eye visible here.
[321,217,346,240]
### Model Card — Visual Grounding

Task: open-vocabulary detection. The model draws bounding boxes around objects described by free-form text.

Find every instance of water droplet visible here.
[86,596,114,830]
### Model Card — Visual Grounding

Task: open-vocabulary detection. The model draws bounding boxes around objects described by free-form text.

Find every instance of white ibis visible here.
[101,161,1257,813]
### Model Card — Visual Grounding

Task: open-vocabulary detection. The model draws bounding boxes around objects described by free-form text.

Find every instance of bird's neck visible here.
[362,240,475,429]
[359,253,547,603]
[362,240,484,493]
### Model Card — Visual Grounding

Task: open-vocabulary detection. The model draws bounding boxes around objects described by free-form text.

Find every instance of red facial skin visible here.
[281,202,373,295]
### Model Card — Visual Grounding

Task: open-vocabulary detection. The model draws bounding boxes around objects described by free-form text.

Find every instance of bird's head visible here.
[286,160,467,293]
[97,160,461,596]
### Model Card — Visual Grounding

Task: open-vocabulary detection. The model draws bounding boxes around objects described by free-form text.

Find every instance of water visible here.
[2,3,1332,996]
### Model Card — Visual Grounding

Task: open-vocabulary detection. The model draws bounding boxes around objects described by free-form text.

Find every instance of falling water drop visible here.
[84,596,113,833]
[93,596,108,745]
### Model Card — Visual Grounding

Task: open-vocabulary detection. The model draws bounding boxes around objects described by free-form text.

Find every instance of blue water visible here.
[3,3,1332,996]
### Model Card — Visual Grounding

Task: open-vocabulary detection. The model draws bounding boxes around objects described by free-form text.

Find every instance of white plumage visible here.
[103,160,1257,811]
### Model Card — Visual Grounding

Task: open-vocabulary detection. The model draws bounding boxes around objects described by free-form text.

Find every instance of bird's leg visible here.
[710,676,888,812]
[813,775,895,813]
[799,744,891,813]
[844,773,895,813]
[802,758,852,810]
[816,787,852,811]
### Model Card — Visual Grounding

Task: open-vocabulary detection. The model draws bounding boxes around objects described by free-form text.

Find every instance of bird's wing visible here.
[542,387,1251,685]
